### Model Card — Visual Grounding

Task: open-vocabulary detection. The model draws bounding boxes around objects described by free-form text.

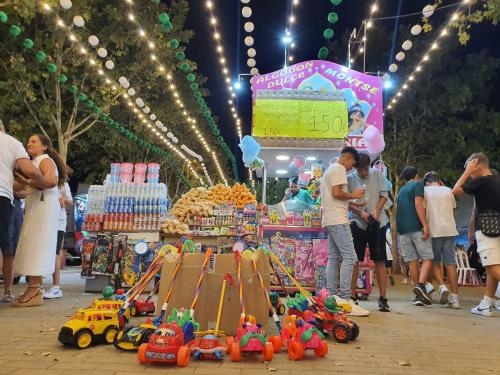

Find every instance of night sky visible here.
[183,0,500,179]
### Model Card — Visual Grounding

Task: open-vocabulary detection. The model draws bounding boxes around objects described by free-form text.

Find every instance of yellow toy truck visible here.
[58,308,120,349]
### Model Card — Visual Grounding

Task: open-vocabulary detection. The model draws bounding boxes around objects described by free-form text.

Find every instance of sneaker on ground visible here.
[439,285,450,306]
[412,296,425,306]
[495,299,500,312]
[425,282,435,295]
[43,287,63,299]
[347,299,370,316]
[1,290,15,303]
[447,293,460,309]
[378,297,390,312]
[471,303,493,317]
[414,284,432,305]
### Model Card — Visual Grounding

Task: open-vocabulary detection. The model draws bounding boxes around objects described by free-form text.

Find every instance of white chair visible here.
[455,250,481,286]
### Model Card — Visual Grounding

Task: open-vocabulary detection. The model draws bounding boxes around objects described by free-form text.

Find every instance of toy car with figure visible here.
[58,308,120,349]
[137,322,190,367]
[269,292,286,316]
[190,332,227,361]
[226,314,274,362]
[268,315,328,360]
[114,321,157,351]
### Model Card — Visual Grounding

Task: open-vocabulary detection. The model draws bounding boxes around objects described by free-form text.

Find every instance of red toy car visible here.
[226,314,274,362]
[130,299,155,317]
[268,315,328,360]
[137,322,190,366]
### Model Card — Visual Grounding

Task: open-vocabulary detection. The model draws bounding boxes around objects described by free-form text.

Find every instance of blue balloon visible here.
[239,135,261,166]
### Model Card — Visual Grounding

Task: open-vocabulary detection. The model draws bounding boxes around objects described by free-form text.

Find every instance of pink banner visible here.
[251,60,383,150]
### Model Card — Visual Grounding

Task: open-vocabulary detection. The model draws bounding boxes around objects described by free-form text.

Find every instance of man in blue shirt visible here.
[282,176,315,205]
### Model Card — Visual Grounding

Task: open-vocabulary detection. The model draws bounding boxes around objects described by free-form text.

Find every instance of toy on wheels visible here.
[129,281,158,317]
[268,315,328,360]
[137,322,190,367]
[269,292,286,316]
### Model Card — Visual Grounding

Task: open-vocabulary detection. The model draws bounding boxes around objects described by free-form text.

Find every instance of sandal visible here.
[12,285,43,307]
[1,290,15,303]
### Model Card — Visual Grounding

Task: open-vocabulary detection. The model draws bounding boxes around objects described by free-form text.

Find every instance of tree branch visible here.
[72,113,98,133]
[40,81,59,127]
[14,83,49,138]
[70,117,100,140]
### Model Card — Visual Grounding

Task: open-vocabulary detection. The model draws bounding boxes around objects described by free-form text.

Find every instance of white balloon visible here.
[150,114,157,121]
[88,35,99,47]
[162,126,168,132]
[155,121,163,127]
[143,106,150,114]
[241,0,250,3]
[382,73,390,81]
[244,22,254,33]
[127,88,136,96]
[247,48,256,57]
[422,4,434,18]
[105,60,115,70]
[135,98,144,107]
[97,48,108,58]
[59,0,72,10]
[250,67,259,76]
[247,58,256,67]
[402,40,413,51]
[389,63,398,73]
[244,36,254,46]
[73,16,85,27]
[395,52,405,61]
[411,24,422,36]
[242,6,252,18]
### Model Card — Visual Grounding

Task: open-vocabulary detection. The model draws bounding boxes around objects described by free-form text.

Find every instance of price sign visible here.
[253,98,348,139]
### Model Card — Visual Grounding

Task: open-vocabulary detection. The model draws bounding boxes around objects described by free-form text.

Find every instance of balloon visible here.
[363,125,385,154]
[247,48,256,57]
[402,40,412,50]
[88,35,99,46]
[242,6,252,18]
[239,135,261,166]
[244,36,254,46]
[289,155,306,172]
[422,4,434,18]
[244,22,254,32]
[389,63,398,73]
[395,52,405,61]
[247,58,256,67]
[73,15,85,27]
[105,60,114,70]
[411,25,422,36]
[59,0,72,9]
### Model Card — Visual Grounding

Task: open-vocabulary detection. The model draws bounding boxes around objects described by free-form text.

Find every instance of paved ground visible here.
[0,268,499,375]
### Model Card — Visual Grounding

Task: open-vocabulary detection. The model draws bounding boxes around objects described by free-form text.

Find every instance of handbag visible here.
[478,209,500,238]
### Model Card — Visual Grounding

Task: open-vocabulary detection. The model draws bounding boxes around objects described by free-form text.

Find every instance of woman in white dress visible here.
[13,134,67,307]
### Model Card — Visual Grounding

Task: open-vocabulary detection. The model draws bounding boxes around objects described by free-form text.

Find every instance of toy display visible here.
[268,315,328,360]
[58,308,120,349]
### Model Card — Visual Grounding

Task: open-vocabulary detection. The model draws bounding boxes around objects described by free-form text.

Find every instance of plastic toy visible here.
[130,281,158,317]
[227,314,274,362]
[268,315,328,360]
[58,308,120,349]
[91,297,130,327]
[114,321,157,351]
[137,322,190,367]
[269,292,286,315]
[315,297,359,343]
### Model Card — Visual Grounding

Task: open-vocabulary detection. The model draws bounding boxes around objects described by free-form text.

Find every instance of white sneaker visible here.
[439,285,450,305]
[447,293,460,309]
[347,299,370,317]
[425,282,435,295]
[43,286,63,299]
[495,299,500,312]
[471,298,493,317]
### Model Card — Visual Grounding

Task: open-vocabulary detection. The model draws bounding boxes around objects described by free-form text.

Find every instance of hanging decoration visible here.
[395,52,405,61]
[241,6,252,18]
[72,15,85,27]
[411,24,422,35]
[318,0,342,59]
[59,0,72,10]
[104,60,114,69]
[422,4,435,18]
[402,40,413,50]
[88,35,99,46]
[388,63,398,73]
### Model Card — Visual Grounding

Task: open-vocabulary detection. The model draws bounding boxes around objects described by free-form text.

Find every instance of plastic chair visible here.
[455,250,481,286]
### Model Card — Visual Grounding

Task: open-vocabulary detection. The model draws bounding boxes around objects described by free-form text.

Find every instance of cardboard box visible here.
[156,251,270,336]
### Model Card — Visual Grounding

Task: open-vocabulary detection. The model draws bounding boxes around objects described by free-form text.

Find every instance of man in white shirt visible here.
[0,121,57,302]
[424,171,460,308]
[321,147,369,316]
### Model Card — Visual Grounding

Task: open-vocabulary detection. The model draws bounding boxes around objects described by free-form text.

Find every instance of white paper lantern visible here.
[244,22,254,33]
[73,16,85,27]
[162,126,168,132]
[150,114,157,121]
[247,58,256,68]
[422,4,435,18]
[172,137,178,144]
[88,35,99,47]
[402,40,413,51]
[242,6,252,18]
[135,98,144,107]
[389,64,398,73]
[250,67,259,76]
[95,48,107,58]
[143,106,150,114]
[247,48,256,57]
[118,76,127,85]
[382,73,390,81]
[127,88,136,96]
[59,0,72,10]
[167,132,173,138]
[122,81,130,89]
[155,120,163,127]
[105,60,115,70]
[395,52,405,61]
[411,25,422,36]
[241,0,250,3]
[244,36,254,46]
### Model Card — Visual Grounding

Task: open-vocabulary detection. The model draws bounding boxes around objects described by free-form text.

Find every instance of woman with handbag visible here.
[453,153,500,317]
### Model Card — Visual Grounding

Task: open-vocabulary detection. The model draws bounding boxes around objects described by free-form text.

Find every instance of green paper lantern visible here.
[328,12,339,24]
[93,107,101,114]
[194,91,202,99]
[9,25,21,37]
[203,110,211,117]
[36,51,47,63]
[169,39,179,49]
[99,114,107,121]
[330,0,343,5]
[118,126,125,133]
[180,62,190,72]
[86,100,94,109]
[158,13,170,24]
[217,136,224,143]
[0,11,8,23]
[132,135,138,141]
[323,28,334,40]
[69,85,78,94]
[106,118,113,125]
[190,82,198,91]
[162,21,172,33]
[196,98,204,106]
[22,38,34,49]
[78,93,88,102]
[318,47,329,59]
[187,73,195,82]
[47,63,58,74]
[175,51,185,61]
[201,104,208,111]
[151,0,160,4]
[58,74,68,84]
[212,129,220,137]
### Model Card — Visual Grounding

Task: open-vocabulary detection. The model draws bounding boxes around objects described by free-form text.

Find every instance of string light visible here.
[350,2,378,69]
[285,0,300,64]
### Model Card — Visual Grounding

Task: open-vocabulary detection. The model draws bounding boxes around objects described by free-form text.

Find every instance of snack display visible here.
[161,219,190,236]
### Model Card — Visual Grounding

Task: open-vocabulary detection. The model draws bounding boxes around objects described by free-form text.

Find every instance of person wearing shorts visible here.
[424,171,460,308]
[348,153,391,312]
[453,153,500,317]
[396,166,434,306]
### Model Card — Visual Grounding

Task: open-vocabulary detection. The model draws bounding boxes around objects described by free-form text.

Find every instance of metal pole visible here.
[363,21,367,73]
[262,165,267,205]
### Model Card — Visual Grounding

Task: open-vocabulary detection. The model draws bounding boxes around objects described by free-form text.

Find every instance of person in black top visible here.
[453,153,500,317]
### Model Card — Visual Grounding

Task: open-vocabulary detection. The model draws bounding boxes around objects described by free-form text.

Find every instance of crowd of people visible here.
[0,122,72,306]
[321,146,500,317]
